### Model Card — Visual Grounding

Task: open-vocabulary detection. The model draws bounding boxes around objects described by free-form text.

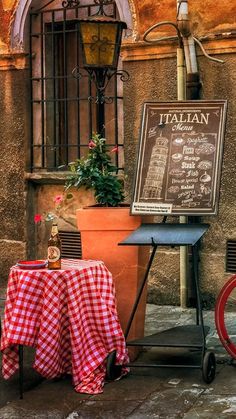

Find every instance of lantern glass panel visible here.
[80,22,118,67]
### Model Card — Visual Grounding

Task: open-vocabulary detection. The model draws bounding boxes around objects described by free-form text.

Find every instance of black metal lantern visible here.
[78,15,127,70]
[71,0,129,136]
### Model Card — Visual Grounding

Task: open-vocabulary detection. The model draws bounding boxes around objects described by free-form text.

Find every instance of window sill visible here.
[24,172,70,184]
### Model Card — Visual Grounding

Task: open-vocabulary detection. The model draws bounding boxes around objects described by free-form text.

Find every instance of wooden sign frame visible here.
[131,100,227,216]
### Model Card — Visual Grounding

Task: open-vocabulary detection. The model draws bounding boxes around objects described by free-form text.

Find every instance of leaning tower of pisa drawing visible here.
[142,133,169,199]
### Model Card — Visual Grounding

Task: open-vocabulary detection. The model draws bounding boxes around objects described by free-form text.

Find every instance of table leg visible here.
[19,345,24,399]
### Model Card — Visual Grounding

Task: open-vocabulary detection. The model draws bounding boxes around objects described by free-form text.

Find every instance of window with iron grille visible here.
[29,0,124,172]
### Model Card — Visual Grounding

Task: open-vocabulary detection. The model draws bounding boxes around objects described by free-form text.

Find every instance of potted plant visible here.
[65,134,149,356]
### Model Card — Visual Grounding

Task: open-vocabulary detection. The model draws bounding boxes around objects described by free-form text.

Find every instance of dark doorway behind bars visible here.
[29,1,124,172]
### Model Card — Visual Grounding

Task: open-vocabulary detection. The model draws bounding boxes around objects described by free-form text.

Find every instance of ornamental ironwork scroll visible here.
[131,100,227,216]
[62,0,80,8]
[62,0,114,13]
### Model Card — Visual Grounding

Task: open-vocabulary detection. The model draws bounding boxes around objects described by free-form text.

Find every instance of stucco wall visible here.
[123,52,236,307]
[134,0,236,37]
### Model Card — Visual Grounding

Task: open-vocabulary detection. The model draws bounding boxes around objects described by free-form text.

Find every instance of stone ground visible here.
[0,303,236,418]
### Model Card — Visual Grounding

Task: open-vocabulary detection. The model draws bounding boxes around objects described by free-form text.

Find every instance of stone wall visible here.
[0,68,29,292]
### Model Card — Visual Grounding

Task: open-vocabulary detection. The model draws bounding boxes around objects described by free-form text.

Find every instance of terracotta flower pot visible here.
[76,206,149,359]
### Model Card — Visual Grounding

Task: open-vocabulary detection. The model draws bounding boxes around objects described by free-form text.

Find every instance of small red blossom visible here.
[111,145,119,153]
[53,195,63,205]
[34,214,43,224]
[88,140,96,149]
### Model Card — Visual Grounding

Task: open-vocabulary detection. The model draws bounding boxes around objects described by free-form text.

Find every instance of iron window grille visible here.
[29,0,124,172]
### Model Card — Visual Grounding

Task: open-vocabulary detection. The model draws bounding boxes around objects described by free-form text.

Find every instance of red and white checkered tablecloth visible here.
[1,259,129,394]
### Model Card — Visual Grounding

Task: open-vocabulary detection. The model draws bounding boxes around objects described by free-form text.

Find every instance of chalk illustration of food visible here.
[169,169,185,178]
[185,202,198,208]
[198,160,212,170]
[196,143,215,155]
[200,171,211,183]
[172,153,183,162]
[168,186,180,193]
[200,184,211,195]
[142,134,169,199]
[173,137,185,146]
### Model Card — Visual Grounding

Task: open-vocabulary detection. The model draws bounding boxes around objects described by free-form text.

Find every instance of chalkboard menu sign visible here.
[131,100,227,215]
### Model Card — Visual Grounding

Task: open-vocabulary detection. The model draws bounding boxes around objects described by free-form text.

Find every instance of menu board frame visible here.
[131,100,227,216]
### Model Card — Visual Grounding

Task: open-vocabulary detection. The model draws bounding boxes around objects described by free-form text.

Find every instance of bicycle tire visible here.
[215,274,236,359]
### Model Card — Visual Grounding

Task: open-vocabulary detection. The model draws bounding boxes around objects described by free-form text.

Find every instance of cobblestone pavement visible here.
[0,303,235,418]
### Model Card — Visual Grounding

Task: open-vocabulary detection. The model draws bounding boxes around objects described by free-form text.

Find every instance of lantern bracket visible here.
[72,66,130,104]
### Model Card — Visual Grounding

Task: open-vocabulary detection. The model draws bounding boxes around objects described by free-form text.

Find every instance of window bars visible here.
[29,1,124,171]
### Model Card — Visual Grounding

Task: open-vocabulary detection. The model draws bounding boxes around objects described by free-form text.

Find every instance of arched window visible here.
[28,0,125,171]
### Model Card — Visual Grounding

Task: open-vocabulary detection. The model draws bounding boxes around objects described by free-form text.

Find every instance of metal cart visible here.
[106,222,216,384]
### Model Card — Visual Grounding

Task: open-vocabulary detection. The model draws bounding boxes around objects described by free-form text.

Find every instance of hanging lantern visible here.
[78,14,127,70]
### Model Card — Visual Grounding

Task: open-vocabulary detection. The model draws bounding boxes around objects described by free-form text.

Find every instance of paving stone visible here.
[202,364,236,395]
[65,400,139,419]
[183,395,236,418]
[89,373,163,401]
[0,405,64,419]
[127,387,204,418]
[0,377,89,419]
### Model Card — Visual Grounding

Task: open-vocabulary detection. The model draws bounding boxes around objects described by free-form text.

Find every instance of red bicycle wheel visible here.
[215,275,236,359]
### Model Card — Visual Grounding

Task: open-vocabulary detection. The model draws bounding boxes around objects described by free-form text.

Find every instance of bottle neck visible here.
[51,223,59,237]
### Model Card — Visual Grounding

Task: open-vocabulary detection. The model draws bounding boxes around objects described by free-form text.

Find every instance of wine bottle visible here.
[47,222,61,269]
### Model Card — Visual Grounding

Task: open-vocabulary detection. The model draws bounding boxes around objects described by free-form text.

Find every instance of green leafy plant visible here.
[65,134,124,207]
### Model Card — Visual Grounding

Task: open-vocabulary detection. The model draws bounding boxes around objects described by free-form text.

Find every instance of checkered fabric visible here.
[1,259,129,394]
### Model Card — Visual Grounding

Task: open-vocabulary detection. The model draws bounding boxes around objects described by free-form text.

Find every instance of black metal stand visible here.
[106,223,216,384]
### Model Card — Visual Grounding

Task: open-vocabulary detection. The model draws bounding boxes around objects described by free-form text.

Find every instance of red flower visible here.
[53,195,63,205]
[88,140,96,149]
[34,214,43,224]
[111,145,119,153]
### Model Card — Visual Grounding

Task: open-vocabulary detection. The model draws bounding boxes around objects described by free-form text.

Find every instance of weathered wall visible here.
[123,50,236,307]
[198,53,236,304]
[32,184,96,260]
[0,68,29,292]
[133,0,236,37]
[0,1,16,53]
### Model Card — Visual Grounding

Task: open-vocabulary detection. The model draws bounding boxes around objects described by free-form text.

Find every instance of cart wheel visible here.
[106,350,122,381]
[202,351,216,384]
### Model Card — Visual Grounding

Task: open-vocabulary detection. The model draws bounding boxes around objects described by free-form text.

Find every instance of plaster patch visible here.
[2,1,15,11]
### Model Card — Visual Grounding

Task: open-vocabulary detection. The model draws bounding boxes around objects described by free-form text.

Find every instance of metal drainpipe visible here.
[176,42,188,309]
[177,0,198,74]
[177,0,201,100]
[176,0,200,308]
